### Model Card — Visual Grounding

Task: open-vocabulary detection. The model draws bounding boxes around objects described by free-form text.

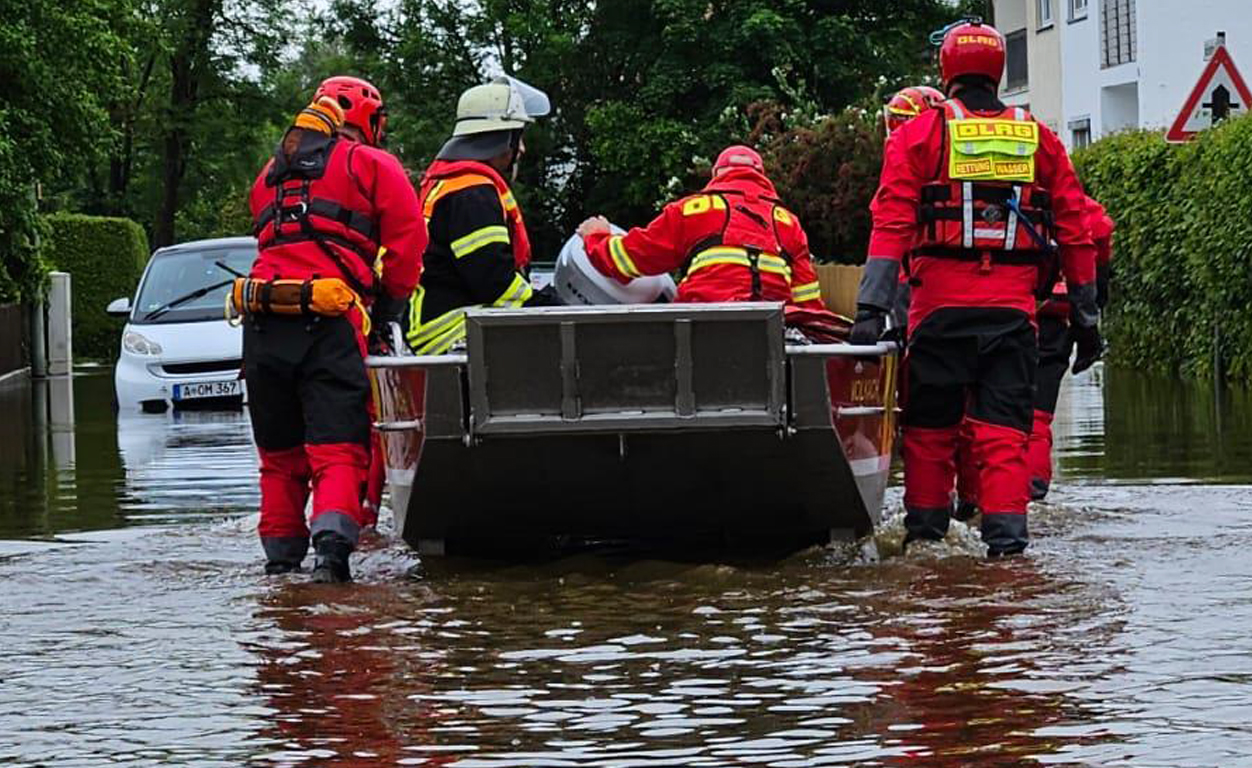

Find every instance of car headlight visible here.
[123,331,163,356]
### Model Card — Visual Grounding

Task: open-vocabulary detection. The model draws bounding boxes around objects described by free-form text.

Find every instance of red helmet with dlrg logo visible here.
[315,76,387,146]
[883,85,946,135]
[939,20,1006,88]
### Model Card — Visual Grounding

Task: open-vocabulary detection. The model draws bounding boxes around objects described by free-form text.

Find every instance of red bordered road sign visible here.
[1166,45,1252,142]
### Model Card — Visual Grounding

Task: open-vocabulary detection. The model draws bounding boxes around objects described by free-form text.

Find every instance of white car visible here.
[110,237,257,413]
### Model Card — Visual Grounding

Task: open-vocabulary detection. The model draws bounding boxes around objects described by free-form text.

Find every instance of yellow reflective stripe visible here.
[609,236,642,279]
[406,285,426,341]
[689,248,791,278]
[758,254,791,276]
[411,318,466,355]
[491,273,533,308]
[419,322,466,355]
[406,303,467,348]
[501,191,517,211]
[450,225,510,259]
[792,281,821,302]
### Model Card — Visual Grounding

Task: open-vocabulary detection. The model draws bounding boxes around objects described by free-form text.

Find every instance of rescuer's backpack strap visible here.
[256,132,380,298]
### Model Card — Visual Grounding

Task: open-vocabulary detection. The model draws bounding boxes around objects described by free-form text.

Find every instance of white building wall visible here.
[1059,1,1101,145]
[1059,0,1252,147]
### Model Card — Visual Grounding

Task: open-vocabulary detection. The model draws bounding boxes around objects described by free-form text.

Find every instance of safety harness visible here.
[680,188,795,301]
[914,102,1057,291]
[253,131,382,299]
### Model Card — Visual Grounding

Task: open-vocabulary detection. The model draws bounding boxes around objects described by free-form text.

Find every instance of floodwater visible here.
[3,367,1252,767]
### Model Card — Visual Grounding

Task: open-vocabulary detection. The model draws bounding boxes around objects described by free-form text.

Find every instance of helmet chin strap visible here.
[505,129,523,182]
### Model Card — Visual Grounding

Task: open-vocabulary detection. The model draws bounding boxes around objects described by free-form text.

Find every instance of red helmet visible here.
[940,21,1006,87]
[883,85,946,135]
[712,145,764,177]
[314,76,387,146]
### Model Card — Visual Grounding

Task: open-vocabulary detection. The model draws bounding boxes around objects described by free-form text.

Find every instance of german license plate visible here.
[173,380,242,400]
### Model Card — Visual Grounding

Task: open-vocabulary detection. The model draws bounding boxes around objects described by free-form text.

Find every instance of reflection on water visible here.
[0,371,257,540]
[1057,366,1252,483]
[2,366,1252,766]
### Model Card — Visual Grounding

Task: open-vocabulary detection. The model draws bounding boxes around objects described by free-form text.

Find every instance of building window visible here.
[1039,0,1054,28]
[1101,0,1137,68]
[1069,116,1092,148]
[1006,29,1029,91]
[1070,0,1089,21]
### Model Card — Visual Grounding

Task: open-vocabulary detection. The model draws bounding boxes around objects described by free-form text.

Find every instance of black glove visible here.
[1070,322,1104,374]
[368,293,407,355]
[1096,263,1111,310]
[849,306,888,346]
[525,283,563,307]
[370,292,406,329]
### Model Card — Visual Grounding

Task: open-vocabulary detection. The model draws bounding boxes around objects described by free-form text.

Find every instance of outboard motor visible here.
[553,227,676,305]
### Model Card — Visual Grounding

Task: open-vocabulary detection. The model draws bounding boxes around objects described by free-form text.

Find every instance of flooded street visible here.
[3,368,1252,767]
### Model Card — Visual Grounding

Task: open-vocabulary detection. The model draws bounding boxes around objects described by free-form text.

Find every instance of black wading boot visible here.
[262,536,309,576]
[309,532,354,583]
[903,505,951,550]
[953,499,980,522]
[981,513,1028,557]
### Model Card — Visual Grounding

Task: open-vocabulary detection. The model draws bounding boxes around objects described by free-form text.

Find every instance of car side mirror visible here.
[106,297,132,317]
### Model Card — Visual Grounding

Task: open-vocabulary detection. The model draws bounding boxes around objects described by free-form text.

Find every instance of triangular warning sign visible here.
[1166,46,1252,142]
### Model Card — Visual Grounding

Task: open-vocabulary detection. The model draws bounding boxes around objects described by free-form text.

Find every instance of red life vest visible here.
[683,179,795,301]
[253,131,381,296]
[419,159,531,272]
[916,102,1054,268]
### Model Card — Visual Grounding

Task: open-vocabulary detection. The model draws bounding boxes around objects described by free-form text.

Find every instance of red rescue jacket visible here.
[584,168,826,310]
[865,94,1095,330]
[249,132,426,303]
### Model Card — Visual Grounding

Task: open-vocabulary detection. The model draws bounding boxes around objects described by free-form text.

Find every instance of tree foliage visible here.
[0,1,127,301]
[1075,116,1252,382]
[16,0,976,302]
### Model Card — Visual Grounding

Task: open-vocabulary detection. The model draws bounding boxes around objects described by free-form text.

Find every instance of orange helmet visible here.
[314,76,387,146]
[883,85,946,135]
[712,145,764,177]
[939,20,1006,87]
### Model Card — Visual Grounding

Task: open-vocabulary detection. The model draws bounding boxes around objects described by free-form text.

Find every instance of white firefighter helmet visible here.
[452,75,551,137]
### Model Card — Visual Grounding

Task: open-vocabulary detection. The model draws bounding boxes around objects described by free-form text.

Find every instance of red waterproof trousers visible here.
[1026,314,1073,500]
[901,309,1036,548]
[245,314,372,565]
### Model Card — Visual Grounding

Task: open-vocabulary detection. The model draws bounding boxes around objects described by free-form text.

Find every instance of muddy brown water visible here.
[2,367,1252,767]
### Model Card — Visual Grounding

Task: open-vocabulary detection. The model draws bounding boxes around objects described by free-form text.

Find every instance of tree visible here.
[0,0,128,301]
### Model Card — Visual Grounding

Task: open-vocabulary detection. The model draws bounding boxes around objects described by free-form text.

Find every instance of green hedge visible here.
[1074,116,1252,381]
[43,214,150,361]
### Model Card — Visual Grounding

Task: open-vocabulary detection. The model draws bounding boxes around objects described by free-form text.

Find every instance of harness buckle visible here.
[281,201,309,222]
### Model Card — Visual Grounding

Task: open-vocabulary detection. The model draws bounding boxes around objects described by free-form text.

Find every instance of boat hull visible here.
[369,304,896,556]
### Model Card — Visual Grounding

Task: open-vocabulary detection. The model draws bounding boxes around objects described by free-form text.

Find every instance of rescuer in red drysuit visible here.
[882,85,985,523]
[245,76,426,582]
[849,20,1102,555]
[576,145,828,314]
[1025,195,1114,500]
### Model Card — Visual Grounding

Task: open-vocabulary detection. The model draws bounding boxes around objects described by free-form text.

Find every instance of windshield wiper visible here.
[142,278,235,321]
[214,259,246,278]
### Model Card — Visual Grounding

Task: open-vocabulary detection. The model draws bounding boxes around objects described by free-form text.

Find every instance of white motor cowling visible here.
[553,227,676,305]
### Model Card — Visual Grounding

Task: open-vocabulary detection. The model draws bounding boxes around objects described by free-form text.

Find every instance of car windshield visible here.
[132,245,256,324]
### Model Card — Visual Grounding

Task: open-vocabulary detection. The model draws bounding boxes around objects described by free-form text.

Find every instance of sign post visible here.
[1166,44,1252,142]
